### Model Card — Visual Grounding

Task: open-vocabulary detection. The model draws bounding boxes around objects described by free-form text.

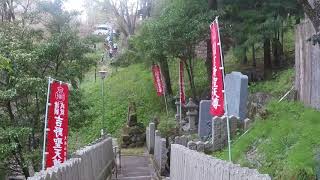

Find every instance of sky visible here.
[63,0,85,12]
[63,0,87,21]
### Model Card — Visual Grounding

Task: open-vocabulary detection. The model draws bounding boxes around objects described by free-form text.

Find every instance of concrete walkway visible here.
[112,154,157,180]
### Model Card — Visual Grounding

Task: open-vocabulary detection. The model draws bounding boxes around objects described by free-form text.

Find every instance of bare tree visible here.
[0,0,16,22]
[103,0,139,38]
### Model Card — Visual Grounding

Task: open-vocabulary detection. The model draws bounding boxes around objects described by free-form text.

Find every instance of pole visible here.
[216,17,232,162]
[179,61,182,125]
[163,91,169,116]
[42,77,52,170]
[101,78,105,136]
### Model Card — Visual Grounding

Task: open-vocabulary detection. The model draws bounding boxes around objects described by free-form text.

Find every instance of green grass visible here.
[121,147,145,156]
[68,64,168,151]
[214,67,320,179]
[215,101,320,179]
[249,68,295,96]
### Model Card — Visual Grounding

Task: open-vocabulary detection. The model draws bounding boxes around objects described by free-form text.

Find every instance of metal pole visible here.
[179,61,182,125]
[42,77,52,170]
[101,78,105,136]
[216,17,232,162]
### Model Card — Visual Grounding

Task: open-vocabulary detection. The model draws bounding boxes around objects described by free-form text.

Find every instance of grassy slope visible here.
[68,59,208,151]
[68,64,166,151]
[215,69,320,179]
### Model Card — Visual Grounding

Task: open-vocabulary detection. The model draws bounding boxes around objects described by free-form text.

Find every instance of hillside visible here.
[216,69,320,179]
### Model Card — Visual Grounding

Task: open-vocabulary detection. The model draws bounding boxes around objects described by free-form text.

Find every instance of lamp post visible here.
[99,70,107,136]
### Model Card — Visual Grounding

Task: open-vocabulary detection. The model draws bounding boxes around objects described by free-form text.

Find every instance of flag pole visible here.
[216,17,232,162]
[42,77,52,170]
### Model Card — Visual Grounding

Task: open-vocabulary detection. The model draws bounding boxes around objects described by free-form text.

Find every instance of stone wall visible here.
[170,144,271,180]
[212,116,238,151]
[295,18,320,110]
[28,137,114,180]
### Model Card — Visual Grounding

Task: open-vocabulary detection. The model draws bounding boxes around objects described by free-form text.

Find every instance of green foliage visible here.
[215,101,320,179]
[0,1,97,177]
[221,0,302,62]
[158,113,177,138]
[249,69,294,96]
[132,0,218,61]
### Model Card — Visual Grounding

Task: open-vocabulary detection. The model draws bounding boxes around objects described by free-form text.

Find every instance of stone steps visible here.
[112,155,157,180]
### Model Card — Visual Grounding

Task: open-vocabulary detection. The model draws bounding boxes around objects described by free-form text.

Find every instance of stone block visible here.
[244,118,252,131]
[198,100,213,139]
[225,72,249,120]
[196,141,205,152]
[187,141,197,150]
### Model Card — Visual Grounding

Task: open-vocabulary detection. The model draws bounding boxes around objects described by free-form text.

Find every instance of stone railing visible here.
[146,124,168,176]
[28,136,114,180]
[146,122,155,154]
[170,144,271,180]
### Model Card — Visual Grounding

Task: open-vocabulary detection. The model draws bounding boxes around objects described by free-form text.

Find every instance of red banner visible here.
[152,65,164,96]
[46,82,69,168]
[209,20,225,116]
[179,60,186,105]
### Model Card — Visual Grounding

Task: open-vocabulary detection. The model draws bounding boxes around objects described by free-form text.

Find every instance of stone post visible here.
[149,123,155,154]
[185,98,198,133]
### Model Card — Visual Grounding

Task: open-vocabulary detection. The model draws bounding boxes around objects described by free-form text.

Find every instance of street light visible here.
[99,70,107,136]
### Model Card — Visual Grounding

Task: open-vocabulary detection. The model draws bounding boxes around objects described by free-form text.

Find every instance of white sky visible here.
[63,0,85,11]
[63,0,86,21]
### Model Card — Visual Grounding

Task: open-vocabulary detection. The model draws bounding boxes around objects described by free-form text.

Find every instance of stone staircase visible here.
[112,154,157,180]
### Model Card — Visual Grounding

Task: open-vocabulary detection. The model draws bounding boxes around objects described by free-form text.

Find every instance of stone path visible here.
[112,154,157,180]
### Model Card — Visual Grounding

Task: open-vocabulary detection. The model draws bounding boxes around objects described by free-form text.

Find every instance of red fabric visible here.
[46,82,69,168]
[179,61,186,105]
[209,20,225,116]
[152,65,164,96]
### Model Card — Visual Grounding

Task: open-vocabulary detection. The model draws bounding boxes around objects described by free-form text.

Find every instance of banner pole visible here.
[42,77,52,170]
[179,61,182,126]
[216,17,232,162]
[163,91,169,116]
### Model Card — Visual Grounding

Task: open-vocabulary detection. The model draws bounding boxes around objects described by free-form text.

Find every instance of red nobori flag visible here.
[152,65,164,96]
[179,60,186,105]
[209,19,225,116]
[46,82,69,168]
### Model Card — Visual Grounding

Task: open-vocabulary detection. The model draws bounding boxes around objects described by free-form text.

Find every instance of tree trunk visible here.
[159,56,173,96]
[6,101,15,124]
[208,0,217,9]
[264,38,272,69]
[242,48,248,64]
[184,58,197,99]
[205,39,212,86]
[14,138,30,178]
[272,38,279,67]
[264,38,272,78]
[252,44,256,67]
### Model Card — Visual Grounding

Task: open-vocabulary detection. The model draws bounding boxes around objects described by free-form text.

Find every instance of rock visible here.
[247,92,272,119]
